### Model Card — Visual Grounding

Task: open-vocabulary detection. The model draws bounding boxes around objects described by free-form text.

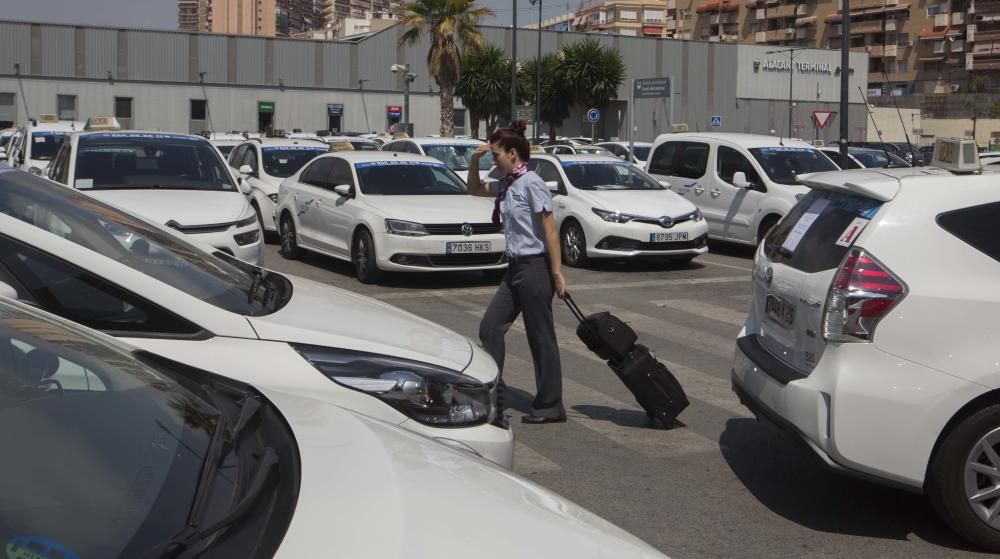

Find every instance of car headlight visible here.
[267,193,278,203]
[592,208,634,223]
[385,219,430,236]
[688,209,703,222]
[292,344,496,426]
[235,215,258,228]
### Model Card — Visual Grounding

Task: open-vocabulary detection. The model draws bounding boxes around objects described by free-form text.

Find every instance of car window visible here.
[229,144,247,166]
[560,161,665,191]
[300,158,334,188]
[632,146,651,161]
[422,144,492,171]
[648,141,709,179]
[531,160,563,186]
[329,158,355,188]
[242,146,259,173]
[717,145,763,189]
[349,141,380,151]
[73,133,236,191]
[763,189,882,273]
[355,161,468,195]
[29,131,68,161]
[47,141,72,184]
[261,147,327,178]
[407,142,422,155]
[748,147,838,185]
[937,202,1000,264]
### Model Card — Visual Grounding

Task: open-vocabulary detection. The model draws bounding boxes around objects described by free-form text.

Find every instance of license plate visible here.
[649,232,689,242]
[446,241,492,254]
[765,294,795,329]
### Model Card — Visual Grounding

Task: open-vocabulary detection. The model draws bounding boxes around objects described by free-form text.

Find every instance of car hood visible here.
[579,189,696,218]
[86,189,251,226]
[247,273,479,377]
[363,194,496,225]
[266,388,668,559]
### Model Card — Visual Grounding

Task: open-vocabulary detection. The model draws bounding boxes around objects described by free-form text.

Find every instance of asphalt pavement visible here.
[262,240,994,559]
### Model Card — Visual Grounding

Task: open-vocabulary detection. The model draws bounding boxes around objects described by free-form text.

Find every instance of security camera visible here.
[390,64,405,73]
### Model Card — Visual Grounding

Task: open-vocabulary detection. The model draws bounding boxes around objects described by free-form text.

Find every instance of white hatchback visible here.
[528,154,708,267]
[731,162,1000,551]
[0,167,514,468]
[275,152,506,284]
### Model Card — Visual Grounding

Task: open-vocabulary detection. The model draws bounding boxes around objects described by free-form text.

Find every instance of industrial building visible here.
[0,19,869,143]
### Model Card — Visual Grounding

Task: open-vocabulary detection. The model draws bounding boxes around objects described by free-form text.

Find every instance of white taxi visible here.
[320,135,382,151]
[732,139,1000,552]
[528,154,707,267]
[45,128,263,265]
[228,138,329,234]
[0,167,515,468]
[6,115,83,174]
[275,152,505,284]
[380,136,493,183]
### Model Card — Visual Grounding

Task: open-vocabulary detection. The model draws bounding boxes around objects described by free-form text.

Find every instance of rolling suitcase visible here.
[564,294,689,426]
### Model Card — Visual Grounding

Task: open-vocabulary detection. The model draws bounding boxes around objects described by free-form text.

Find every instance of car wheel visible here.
[562,221,589,268]
[279,213,301,259]
[928,404,1000,552]
[353,230,384,284]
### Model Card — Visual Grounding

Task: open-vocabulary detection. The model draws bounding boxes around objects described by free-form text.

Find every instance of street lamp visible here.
[766,47,807,138]
[511,0,518,125]
[359,78,371,133]
[529,0,542,138]
[390,63,417,134]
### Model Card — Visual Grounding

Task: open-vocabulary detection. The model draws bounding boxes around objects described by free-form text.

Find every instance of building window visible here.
[453,108,466,134]
[115,97,133,128]
[57,95,76,121]
[897,60,908,72]
[0,92,14,128]
[898,33,911,46]
[190,99,207,121]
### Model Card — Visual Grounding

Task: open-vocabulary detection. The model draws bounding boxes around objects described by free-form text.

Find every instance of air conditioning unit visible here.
[951,83,962,92]
[887,0,898,5]
[672,123,689,132]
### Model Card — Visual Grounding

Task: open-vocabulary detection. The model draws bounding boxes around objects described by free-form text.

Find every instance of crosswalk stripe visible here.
[697,257,753,272]
[596,304,736,360]
[649,298,748,328]
[730,294,754,302]
[513,441,562,474]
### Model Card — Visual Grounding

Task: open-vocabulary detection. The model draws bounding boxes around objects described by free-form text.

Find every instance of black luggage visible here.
[564,294,689,426]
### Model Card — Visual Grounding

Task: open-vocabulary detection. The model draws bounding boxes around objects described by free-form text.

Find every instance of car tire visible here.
[927,404,1000,553]
[562,221,589,268]
[279,213,301,259]
[353,230,384,284]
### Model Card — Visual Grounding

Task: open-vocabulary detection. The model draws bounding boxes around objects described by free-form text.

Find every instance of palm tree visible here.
[520,53,574,141]
[398,0,493,137]
[560,39,627,138]
[456,43,511,138]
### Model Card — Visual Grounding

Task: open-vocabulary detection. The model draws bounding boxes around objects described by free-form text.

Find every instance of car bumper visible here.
[187,224,264,265]
[584,218,709,259]
[375,232,509,272]
[731,331,987,490]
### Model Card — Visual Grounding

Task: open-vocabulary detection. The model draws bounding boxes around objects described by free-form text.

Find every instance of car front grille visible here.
[423,223,502,235]
[597,234,708,252]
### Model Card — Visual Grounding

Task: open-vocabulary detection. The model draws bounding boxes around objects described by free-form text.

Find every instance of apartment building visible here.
[276,0,327,36]
[211,0,278,35]
[326,0,399,24]
[572,0,996,99]
[178,0,212,31]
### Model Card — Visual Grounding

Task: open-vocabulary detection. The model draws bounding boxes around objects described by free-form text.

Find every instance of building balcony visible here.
[973,29,1000,42]
[952,12,966,25]
[869,44,899,57]
[771,4,797,18]
[711,12,739,23]
[795,26,814,39]
[754,28,796,41]
[666,0,676,9]
[975,0,1000,15]
[829,19,884,35]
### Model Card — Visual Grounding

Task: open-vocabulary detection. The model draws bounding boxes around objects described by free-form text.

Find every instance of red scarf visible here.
[492,163,528,225]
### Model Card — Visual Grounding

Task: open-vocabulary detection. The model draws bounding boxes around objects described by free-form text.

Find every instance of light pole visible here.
[511,0,518,125]
[391,63,417,134]
[529,0,542,138]
[766,47,806,138]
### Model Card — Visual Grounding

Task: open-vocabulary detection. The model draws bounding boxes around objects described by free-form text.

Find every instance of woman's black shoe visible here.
[521,415,567,424]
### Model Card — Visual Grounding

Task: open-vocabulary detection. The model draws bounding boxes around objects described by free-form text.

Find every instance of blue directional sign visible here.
[710,115,722,128]
[587,108,601,123]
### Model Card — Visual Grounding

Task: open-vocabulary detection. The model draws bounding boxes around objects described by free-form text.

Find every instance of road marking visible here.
[373,275,748,301]
[730,294,754,302]
[698,257,753,272]
[513,441,562,474]
[649,298,748,328]
[597,304,738,360]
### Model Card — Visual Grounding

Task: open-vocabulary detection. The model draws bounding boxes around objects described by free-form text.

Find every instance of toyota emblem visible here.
[658,216,674,228]
[762,266,774,288]
[461,223,474,237]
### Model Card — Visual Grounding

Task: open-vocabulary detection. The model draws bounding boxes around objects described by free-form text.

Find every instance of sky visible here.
[5,0,571,30]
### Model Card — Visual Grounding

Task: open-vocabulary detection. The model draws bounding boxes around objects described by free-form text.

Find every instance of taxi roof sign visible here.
[392,131,410,139]
[84,116,122,131]
[931,137,980,173]
[331,140,354,152]
[38,114,60,123]
[529,145,544,153]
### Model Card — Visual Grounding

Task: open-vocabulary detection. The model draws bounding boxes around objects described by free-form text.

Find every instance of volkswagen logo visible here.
[461,223,474,237]
[658,216,674,228]
[762,266,774,288]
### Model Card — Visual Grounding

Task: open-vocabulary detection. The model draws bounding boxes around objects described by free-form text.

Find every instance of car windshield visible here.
[748,147,839,185]
[0,300,222,559]
[74,133,237,191]
[852,150,909,168]
[0,172,292,316]
[632,146,651,160]
[355,161,469,194]
[0,133,14,149]
[30,131,68,160]
[262,146,328,178]
[350,141,380,151]
[560,161,665,190]
[422,144,493,171]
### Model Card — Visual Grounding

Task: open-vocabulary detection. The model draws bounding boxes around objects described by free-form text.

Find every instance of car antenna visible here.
[882,69,918,164]
[858,86,892,163]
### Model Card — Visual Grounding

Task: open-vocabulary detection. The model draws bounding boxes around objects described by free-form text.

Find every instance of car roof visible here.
[327,151,446,164]
[75,130,210,142]
[801,167,959,202]
[408,137,484,145]
[253,138,328,148]
[597,141,653,147]
[321,136,378,143]
[532,153,623,163]
[656,132,817,149]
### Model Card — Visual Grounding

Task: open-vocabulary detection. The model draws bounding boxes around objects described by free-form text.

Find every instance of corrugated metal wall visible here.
[128,31,188,82]
[197,35,229,85]
[357,27,401,91]
[0,22,33,75]
[41,26,75,77]
[235,38,266,85]
[85,29,118,80]
[322,42,352,89]
[273,39,315,88]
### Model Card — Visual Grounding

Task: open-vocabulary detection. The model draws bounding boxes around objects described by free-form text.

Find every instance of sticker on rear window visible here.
[781,198,830,252]
[34,137,46,143]
[835,217,870,247]
[75,178,93,189]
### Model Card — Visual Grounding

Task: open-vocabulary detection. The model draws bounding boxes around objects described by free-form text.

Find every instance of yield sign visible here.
[813,110,835,129]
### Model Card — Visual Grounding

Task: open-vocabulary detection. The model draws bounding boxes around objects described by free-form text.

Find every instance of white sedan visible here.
[0,297,668,559]
[275,152,506,284]
[0,167,514,468]
[380,136,494,182]
[528,154,709,266]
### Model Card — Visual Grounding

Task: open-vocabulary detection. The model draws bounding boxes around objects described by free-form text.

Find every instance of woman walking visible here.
[468,121,567,424]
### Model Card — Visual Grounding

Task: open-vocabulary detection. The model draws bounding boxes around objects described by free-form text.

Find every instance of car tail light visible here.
[823,248,906,343]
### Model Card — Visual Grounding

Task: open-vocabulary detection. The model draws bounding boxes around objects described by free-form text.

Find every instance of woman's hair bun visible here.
[510,120,527,137]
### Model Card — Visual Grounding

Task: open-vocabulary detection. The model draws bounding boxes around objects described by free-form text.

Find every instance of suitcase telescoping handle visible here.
[563,292,588,325]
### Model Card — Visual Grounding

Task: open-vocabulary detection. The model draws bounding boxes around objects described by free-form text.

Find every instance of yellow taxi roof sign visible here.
[392,131,410,139]
[84,116,122,131]
[38,114,59,123]
[529,145,544,153]
[331,140,354,152]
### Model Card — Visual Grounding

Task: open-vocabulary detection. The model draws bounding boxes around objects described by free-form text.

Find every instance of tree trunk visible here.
[548,122,557,142]
[440,83,455,137]
[469,109,481,139]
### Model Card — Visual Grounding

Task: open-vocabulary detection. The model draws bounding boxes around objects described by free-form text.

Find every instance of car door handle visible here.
[693,187,705,195]
[293,193,300,200]
[710,189,721,198]
[315,199,322,207]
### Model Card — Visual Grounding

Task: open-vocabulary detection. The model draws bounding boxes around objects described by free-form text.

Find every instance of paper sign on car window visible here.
[781,198,830,252]
[835,217,870,247]
[75,178,93,189]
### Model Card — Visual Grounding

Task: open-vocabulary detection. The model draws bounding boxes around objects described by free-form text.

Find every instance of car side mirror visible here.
[0,281,17,300]
[544,180,561,194]
[239,164,254,176]
[333,184,353,197]
[658,180,671,189]
[619,154,627,160]
[235,176,252,195]
[732,171,753,189]
[28,166,43,176]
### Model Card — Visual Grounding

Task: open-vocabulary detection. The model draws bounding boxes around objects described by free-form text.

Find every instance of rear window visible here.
[937,202,1000,264]
[763,189,882,273]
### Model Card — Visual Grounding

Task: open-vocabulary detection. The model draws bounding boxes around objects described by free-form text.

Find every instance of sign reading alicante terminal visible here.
[753,58,834,74]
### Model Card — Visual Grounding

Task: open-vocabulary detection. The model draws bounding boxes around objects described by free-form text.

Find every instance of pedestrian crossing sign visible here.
[710,115,722,128]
